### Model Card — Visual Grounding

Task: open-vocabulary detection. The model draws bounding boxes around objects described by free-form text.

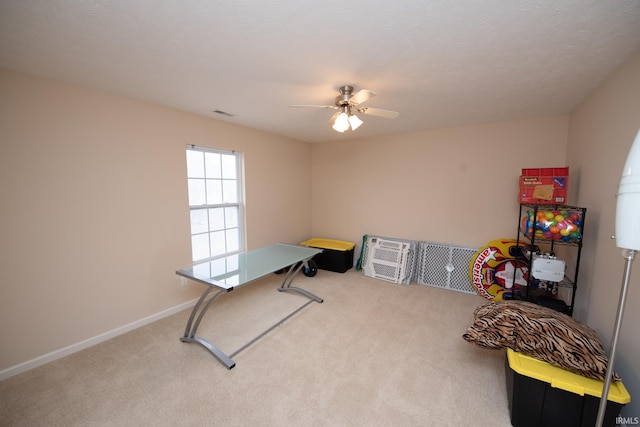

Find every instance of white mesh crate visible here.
[417,241,478,294]
[359,235,419,284]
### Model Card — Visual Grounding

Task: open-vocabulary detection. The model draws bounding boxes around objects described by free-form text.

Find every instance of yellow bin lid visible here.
[300,238,355,252]
[507,348,630,404]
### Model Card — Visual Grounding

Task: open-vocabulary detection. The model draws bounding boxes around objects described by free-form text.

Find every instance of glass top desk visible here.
[176,243,323,369]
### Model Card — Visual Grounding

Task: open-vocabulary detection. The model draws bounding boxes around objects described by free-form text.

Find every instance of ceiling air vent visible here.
[212,110,234,117]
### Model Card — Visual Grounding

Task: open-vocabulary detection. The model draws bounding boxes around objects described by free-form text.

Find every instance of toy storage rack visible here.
[515,204,587,316]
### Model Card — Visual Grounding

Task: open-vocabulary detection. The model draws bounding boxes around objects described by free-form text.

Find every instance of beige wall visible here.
[0,69,312,371]
[311,116,570,251]
[568,51,640,417]
[2,49,638,416]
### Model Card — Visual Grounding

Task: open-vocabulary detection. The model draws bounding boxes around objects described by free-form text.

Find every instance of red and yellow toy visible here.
[469,239,530,301]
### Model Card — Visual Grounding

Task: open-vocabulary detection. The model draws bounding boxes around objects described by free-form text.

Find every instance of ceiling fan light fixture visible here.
[291,85,398,134]
[348,114,363,131]
[332,112,350,132]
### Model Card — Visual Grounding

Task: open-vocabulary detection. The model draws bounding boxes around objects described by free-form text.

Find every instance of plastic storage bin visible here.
[505,348,630,427]
[300,238,355,273]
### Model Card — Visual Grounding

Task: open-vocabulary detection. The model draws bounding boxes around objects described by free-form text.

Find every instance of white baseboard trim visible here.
[0,298,198,381]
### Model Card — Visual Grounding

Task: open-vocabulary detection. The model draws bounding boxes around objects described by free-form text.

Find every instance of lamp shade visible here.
[348,114,363,130]
[616,129,640,250]
[332,112,350,132]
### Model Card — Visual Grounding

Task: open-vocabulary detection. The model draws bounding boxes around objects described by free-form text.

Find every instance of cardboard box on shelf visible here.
[519,167,569,204]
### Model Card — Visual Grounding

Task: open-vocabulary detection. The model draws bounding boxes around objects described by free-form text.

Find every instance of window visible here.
[185,146,244,262]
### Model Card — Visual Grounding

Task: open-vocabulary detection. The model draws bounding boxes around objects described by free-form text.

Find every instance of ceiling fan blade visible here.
[290,104,338,110]
[348,89,376,106]
[356,107,399,119]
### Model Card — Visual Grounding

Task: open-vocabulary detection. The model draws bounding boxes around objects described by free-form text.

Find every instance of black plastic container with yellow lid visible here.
[300,238,355,273]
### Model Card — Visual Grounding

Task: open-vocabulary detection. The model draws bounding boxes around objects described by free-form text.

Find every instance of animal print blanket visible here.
[463,300,620,381]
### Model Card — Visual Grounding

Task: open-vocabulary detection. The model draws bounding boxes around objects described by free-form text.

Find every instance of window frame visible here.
[185,145,245,263]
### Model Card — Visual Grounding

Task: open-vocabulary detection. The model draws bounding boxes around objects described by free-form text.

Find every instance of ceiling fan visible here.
[290,85,399,132]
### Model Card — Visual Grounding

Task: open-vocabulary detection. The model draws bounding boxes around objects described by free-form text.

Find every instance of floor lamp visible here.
[596,128,640,426]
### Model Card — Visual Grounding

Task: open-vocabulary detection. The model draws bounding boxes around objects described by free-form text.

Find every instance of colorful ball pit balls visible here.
[522,210,582,241]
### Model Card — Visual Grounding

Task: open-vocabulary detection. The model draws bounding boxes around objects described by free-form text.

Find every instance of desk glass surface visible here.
[179,243,322,290]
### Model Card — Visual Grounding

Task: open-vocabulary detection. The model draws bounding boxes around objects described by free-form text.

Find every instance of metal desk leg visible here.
[180,255,323,370]
[277,258,323,303]
[180,286,236,369]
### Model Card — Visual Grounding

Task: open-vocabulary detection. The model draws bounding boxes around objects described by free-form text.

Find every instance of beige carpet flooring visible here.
[0,269,512,426]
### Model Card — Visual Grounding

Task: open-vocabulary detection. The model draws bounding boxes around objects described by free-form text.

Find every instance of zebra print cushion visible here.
[462,300,620,381]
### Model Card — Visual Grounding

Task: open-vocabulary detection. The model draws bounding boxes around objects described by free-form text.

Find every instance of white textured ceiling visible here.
[1,1,640,143]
